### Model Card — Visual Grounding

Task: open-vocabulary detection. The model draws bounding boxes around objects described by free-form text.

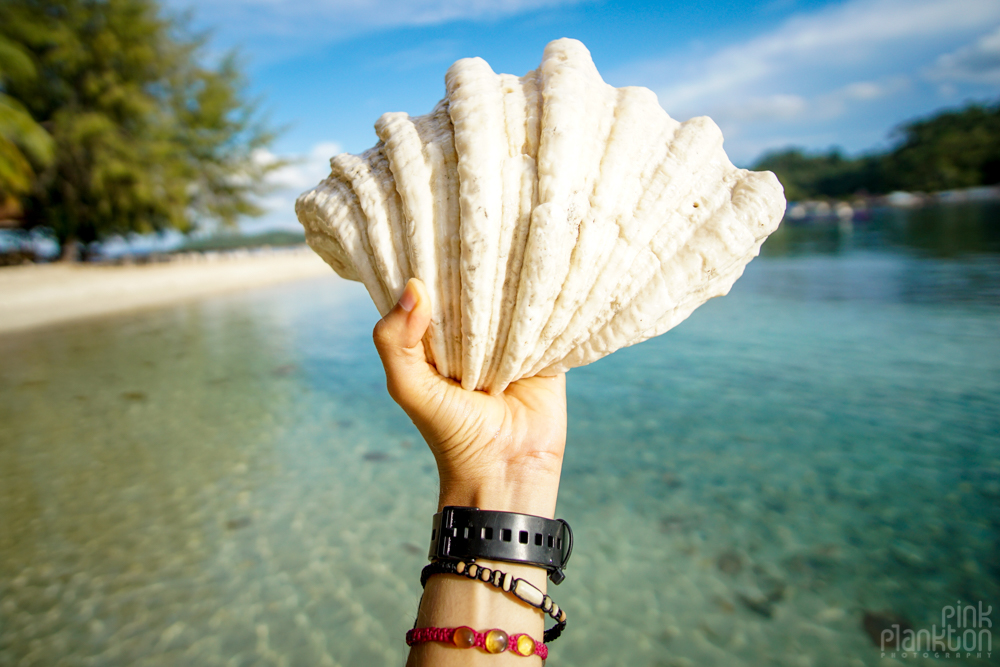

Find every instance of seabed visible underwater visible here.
[1,203,999,666]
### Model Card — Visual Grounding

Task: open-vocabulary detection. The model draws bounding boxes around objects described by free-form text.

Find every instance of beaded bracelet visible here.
[406,626,548,659]
[421,560,567,643]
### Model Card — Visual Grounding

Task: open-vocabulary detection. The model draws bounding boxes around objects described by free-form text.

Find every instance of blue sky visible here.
[160,0,1000,230]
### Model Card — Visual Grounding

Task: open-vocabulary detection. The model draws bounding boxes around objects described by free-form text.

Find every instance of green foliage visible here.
[0,35,54,201]
[753,100,1000,201]
[752,148,884,201]
[882,102,1000,192]
[0,0,282,256]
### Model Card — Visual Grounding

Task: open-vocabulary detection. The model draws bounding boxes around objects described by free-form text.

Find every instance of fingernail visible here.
[398,281,417,312]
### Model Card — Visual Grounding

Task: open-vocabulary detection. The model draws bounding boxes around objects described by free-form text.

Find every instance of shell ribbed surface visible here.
[295,38,786,394]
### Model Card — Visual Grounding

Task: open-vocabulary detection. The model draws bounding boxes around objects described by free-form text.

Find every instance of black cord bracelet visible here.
[421,560,567,643]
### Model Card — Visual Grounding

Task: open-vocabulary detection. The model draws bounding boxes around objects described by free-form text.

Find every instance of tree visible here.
[0,0,282,259]
[752,148,884,201]
[882,101,1000,193]
[0,34,54,219]
[752,99,1000,201]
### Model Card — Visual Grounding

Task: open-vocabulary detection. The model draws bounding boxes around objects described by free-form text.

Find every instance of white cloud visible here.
[243,141,341,232]
[927,25,1000,83]
[610,0,1000,161]
[814,76,911,118]
[649,0,1000,118]
[840,81,888,101]
[264,142,341,192]
[716,94,809,123]
[163,0,586,54]
[709,76,910,131]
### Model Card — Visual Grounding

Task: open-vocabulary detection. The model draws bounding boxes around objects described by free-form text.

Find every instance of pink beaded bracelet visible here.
[406,626,548,659]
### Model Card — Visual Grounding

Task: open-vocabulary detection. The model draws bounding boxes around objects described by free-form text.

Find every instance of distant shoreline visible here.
[0,246,336,335]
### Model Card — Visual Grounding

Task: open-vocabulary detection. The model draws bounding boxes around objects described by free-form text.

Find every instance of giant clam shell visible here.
[296,38,785,394]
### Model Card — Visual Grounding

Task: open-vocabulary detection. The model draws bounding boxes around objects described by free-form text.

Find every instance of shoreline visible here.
[0,246,335,335]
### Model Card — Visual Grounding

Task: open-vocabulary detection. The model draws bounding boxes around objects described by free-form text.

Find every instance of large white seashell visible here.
[296,38,785,394]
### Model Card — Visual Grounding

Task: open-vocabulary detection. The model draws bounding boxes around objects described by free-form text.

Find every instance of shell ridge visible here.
[317,178,392,310]
[448,57,506,389]
[492,37,617,390]
[520,69,543,158]
[295,186,354,275]
[484,156,537,394]
[658,175,785,327]
[417,105,464,381]
[375,110,453,377]
[477,72,541,391]
[567,244,764,372]
[594,167,739,340]
[296,194,358,281]
[524,116,724,377]
[542,165,738,371]
[481,71,542,393]
[546,168,783,372]
[370,144,413,291]
[331,149,407,301]
[516,86,670,378]
[547,219,741,370]
[542,258,750,375]
[478,73,529,390]
[306,178,393,314]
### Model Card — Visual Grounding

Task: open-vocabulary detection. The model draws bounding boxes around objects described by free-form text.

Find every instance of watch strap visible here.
[427,506,572,584]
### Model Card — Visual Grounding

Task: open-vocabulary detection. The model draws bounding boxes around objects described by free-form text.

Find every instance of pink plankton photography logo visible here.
[880,601,992,660]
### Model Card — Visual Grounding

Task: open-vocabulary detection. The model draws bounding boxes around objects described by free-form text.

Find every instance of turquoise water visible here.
[1,203,998,666]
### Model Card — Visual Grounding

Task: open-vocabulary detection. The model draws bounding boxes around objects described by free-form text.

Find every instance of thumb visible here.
[372,278,439,411]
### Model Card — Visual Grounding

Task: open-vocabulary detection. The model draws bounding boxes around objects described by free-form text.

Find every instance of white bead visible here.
[512,579,544,607]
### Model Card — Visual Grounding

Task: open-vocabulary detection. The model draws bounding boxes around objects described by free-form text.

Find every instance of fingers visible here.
[373,278,440,413]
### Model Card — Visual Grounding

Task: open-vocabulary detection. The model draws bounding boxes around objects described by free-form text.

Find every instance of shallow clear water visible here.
[1,203,998,666]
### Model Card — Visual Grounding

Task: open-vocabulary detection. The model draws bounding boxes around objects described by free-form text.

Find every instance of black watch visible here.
[427,506,573,584]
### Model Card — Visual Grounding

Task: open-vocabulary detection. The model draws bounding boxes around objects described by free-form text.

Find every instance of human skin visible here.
[372,278,567,666]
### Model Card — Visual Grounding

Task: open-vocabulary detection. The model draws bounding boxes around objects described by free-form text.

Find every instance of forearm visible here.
[407,469,563,666]
[372,281,568,664]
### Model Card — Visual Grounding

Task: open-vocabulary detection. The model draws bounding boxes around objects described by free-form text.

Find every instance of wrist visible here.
[437,460,562,518]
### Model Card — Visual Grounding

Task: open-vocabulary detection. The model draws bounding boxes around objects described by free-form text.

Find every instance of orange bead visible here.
[484,629,509,654]
[452,626,475,648]
[515,634,536,656]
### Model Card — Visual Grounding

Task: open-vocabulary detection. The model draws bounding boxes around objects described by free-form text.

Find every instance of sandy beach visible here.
[0,247,334,334]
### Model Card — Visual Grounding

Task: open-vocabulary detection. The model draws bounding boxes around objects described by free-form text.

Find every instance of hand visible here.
[372,278,567,518]
[375,278,565,666]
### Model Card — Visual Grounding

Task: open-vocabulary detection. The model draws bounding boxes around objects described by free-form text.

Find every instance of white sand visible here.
[0,247,334,334]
